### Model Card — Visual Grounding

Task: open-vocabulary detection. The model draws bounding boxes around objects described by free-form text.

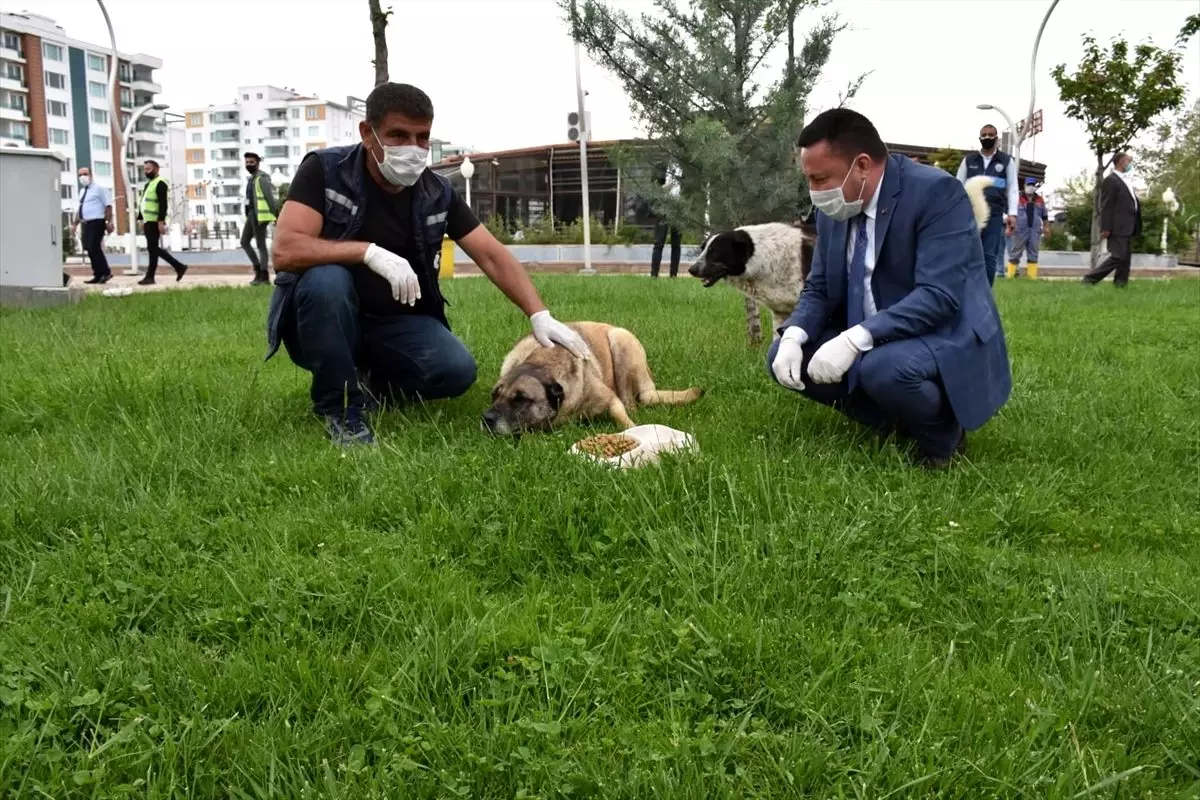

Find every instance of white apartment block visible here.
[0,10,164,234]
[177,85,365,234]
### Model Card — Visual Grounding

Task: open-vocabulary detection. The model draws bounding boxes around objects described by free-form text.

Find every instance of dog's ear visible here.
[730,229,755,267]
[544,380,565,411]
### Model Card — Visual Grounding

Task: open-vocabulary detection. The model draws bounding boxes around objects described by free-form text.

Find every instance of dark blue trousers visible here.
[980,212,1005,286]
[767,329,963,460]
[282,264,476,415]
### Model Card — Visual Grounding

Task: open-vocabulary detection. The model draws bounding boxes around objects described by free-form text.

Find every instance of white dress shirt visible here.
[848,184,881,319]
[956,151,1019,216]
[1115,169,1139,208]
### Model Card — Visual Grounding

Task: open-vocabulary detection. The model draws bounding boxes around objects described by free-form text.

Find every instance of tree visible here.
[928,146,964,175]
[367,0,391,86]
[1051,32,1189,266]
[562,0,851,344]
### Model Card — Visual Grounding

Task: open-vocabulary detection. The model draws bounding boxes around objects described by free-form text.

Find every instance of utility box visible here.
[0,147,76,308]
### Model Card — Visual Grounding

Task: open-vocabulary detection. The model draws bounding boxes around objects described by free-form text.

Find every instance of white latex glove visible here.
[530,310,592,360]
[808,324,873,384]
[771,326,808,390]
[363,243,421,306]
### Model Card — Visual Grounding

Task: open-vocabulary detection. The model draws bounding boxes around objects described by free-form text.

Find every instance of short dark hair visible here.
[143,159,159,168]
[796,108,888,162]
[980,124,998,134]
[365,82,434,126]
[1114,151,1130,162]
[244,151,260,161]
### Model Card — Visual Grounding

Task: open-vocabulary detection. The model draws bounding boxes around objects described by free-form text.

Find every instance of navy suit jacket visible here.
[783,154,1012,430]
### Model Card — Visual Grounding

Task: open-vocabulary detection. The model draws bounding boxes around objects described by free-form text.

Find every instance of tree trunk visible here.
[1089,160,1104,268]
[368,0,389,86]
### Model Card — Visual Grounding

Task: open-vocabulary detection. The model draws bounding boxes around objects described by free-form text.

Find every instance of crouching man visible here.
[267,82,589,446]
[768,109,1011,468]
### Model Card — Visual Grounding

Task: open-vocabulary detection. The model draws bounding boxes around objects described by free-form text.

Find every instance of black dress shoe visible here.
[137,277,155,286]
[916,432,968,470]
[174,265,188,282]
[99,273,113,284]
[84,277,102,284]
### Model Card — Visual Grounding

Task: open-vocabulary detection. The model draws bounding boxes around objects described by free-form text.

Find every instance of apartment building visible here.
[0,11,164,233]
[178,85,365,233]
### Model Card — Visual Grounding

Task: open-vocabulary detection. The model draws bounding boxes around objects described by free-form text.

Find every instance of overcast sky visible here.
[28,0,1200,194]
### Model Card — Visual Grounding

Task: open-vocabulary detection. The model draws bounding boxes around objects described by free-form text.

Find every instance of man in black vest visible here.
[957,124,1017,286]
[268,83,591,446]
[1082,152,1142,287]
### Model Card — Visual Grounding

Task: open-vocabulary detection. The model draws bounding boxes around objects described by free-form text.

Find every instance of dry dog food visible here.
[575,433,639,459]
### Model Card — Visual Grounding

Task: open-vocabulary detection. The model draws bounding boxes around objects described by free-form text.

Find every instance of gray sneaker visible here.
[324,407,375,447]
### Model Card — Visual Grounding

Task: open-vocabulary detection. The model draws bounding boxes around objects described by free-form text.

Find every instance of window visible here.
[93,134,110,151]
[91,108,109,125]
[290,108,299,119]
[256,119,262,125]
[44,71,67,90]
[50,129,70,145]
[291,127,299,137]
[193,169,203,179]
[244,138,250,144]
[191,133,201,144]
[305,107,320,120]
[3,62,23,81]
[46,100,68,117]
[94,161,112,177]
[0,119,30,142]
[42,42,64,61]
[307,125,319,137]
[256,93,263,99]
[88,53,107,72]
[2,32,21,53]
[242,93,249,100]
[89,81,107,99]
[119,88,131,108]
[291,146,300,156]
[61,184,73,200]
[244,121,249,127]
[187,112,204,127]
[3,92,26,112]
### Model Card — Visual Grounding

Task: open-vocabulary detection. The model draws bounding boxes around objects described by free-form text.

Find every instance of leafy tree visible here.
[928,147,964,175]
[562,0,852,343]
[1138,98,1199,219]
[367,0,391,85]
[1051,31,1190,265]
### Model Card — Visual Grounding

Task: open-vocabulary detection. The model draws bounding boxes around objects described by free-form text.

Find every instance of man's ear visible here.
[545,381,565,411]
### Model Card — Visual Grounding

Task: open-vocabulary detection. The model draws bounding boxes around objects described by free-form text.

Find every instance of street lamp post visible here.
[1161,187,1178,254]
[574,41,594,275]
[121,102,170,276]
[460,156,474,209]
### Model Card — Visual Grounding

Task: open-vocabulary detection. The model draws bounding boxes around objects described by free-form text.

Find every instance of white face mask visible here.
[79,175,91,186]
[371,129,428,188]
[1024,185,1036,196]
[809,158,867,222]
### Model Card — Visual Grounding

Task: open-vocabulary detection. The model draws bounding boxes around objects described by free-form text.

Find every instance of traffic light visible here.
[567,111,592,142]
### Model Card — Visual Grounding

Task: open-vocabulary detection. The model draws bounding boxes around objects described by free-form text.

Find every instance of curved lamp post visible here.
[121,103,169,275]
[460,156,474,209]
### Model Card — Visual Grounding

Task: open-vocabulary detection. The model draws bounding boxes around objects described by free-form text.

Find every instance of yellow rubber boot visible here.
[1006,261,1018,279]
[1027,262,1038,280]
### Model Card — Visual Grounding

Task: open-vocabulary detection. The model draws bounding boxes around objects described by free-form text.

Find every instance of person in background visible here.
[957,124,1017,286]
[1082,152,1142,288]
[1007,177,1050,279]
[242,152,279,286]
[72,166,114,284]
[136,159,188,285]
[650,162,682,278]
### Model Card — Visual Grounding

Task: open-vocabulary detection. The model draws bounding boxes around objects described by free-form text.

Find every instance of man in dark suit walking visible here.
[1083,152,1142,287]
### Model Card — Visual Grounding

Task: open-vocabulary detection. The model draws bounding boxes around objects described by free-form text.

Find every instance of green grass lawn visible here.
[1,276,1198,798]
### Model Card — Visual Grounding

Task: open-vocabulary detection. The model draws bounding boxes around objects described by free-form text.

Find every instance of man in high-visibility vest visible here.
[136,159,188,285]
[242,152,280,286]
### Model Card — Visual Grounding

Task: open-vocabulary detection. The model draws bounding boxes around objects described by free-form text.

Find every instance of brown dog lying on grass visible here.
[482,322,702,436]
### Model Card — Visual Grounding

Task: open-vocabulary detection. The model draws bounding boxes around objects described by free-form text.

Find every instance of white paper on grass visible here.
[570,424,698,469]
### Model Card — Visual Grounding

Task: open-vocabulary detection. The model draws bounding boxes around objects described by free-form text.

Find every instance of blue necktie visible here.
[846,214,869,390]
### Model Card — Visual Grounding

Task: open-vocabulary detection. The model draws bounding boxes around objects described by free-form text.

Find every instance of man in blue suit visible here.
[768,109,1011,468]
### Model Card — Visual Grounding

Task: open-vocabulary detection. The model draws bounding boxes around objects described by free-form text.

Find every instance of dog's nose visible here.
[481,409,500,431]
[687,264,700,277]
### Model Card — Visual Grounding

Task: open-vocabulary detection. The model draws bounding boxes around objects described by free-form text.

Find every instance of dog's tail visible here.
[964,175,995,231]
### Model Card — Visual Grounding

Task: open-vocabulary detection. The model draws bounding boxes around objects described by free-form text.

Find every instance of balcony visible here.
[263,146,289,160]
[0,76,26,94]
[0,45,24,63]
[266,110,288,122]
[0,106,27,122]
[131,67,160,95]
[209,130,240,143]
[212,148,240,162]
[210,111,239,126]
